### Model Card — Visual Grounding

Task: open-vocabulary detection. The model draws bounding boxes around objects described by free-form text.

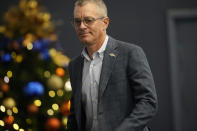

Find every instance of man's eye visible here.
[85,19,93,24]
[74,19,81,23]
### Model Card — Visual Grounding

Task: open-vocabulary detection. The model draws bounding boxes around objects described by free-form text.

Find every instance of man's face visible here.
[73,3,108,46]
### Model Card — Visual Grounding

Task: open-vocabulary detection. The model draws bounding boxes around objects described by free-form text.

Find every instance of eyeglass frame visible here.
[70,16,106,27]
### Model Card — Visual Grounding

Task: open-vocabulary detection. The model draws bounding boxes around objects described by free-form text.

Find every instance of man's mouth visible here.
[79,33,89,37]
[78,31,91,37]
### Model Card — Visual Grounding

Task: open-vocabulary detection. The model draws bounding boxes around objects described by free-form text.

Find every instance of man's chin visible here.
[79,37,90,44]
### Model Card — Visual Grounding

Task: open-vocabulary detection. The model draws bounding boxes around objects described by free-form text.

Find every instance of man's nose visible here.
[79,20,87,28]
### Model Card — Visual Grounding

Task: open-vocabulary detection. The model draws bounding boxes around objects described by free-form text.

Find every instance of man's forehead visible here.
[74,3,99,16]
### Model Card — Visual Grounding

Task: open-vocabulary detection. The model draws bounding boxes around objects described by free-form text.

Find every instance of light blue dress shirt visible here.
[81,35,109,131]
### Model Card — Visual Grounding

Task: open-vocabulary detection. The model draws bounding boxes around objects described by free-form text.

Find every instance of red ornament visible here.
[60,100,70,116]
[13,41,20,50]
[55,67,65,77]
[0,79,9,93]
[27,104,38,114]
[3,115,14,128]
[45,117,61,131]
[0,83,10,93]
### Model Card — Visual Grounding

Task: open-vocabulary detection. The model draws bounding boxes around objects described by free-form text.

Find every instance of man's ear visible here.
[103,17,110,29]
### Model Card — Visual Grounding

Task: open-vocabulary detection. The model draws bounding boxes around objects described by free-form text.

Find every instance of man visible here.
[67,0,158,131]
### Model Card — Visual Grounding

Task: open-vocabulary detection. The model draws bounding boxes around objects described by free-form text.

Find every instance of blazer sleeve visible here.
[66,61,78,131]
[115,46,158,131]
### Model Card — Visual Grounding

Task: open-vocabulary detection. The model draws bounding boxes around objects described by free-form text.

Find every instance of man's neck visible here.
[86,35,106,60]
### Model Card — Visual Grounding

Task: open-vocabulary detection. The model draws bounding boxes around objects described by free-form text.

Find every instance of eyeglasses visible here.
[71,17,105,27]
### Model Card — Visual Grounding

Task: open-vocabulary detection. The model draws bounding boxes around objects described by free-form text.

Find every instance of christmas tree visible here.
[0,0,71,130]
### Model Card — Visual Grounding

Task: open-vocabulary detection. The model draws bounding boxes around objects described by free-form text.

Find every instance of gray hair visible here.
[74,0,108,17]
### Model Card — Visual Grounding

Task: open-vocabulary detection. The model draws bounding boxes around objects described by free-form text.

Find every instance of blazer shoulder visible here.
[110,37,144,53]
[69,55,82,66]
[68,55,83,73]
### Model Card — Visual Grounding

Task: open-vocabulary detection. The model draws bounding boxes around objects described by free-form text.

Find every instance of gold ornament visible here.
[0,26,5,33]
[1,0,55,39]
[2,97,16,109]
[23,33,36,47]
[49,48,70,67]
[47,75,63,90]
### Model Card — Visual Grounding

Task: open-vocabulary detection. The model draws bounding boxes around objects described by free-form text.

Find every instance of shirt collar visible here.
[81,35,109,61]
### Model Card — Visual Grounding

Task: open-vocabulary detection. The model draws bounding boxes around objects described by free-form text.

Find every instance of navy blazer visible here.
[67,36,158,131]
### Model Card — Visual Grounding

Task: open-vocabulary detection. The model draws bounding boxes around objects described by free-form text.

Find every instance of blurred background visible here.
[0,0,197,131]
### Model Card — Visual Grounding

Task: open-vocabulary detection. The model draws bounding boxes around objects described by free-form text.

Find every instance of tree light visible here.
[0,120,5,126]
[7,71,13,78]
[16,55,23,63]
[7,109,12,116]
[27,43,33,50]
[13,107,18,114]
[52,104,59,111]
[47,109,54,116]
[49,90,55,98]
[57,89,63,97]
[26,118,32,125]
[44,71,51,78]
[4,76,9,83]
[13,123,19,130]
[0,105,6,112]
[34,100,42,107]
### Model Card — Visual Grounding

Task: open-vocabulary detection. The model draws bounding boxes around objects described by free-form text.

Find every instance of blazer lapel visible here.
[74,56,84,130]
[98,37,119,100]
